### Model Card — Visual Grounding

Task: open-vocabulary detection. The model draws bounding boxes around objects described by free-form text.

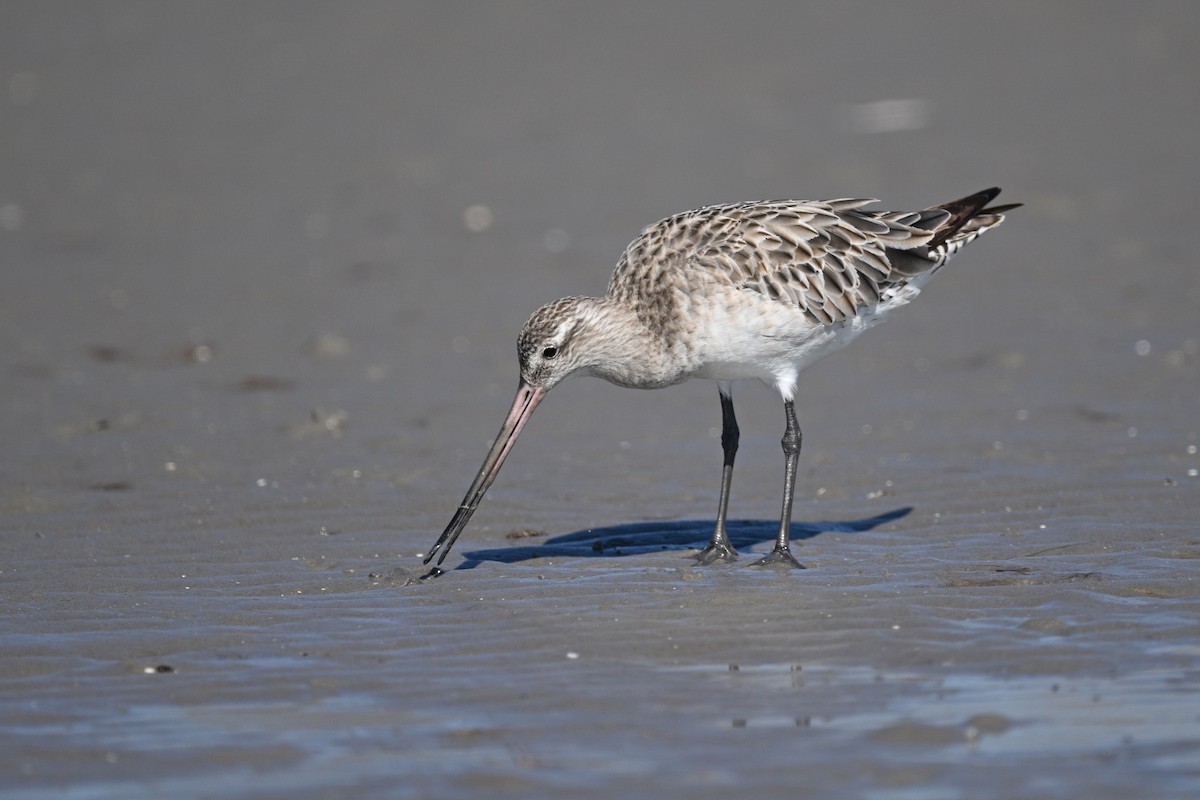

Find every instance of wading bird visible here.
[424,188,1017,571]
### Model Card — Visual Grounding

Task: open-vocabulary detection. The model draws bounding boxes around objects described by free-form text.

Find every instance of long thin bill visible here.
[423,381,547,566]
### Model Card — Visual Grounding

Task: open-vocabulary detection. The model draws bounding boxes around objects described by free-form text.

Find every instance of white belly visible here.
[688,283,923,396]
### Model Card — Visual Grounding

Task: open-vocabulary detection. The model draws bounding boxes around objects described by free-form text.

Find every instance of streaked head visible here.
[516,296,595,390]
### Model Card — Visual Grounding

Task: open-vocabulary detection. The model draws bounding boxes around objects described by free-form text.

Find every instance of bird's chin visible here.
[537,367,589,388]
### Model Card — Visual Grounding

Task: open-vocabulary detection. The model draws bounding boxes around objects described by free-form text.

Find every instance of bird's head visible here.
[516,296,598,391]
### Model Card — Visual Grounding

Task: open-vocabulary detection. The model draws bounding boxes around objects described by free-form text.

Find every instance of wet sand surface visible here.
[3,2,1199,797]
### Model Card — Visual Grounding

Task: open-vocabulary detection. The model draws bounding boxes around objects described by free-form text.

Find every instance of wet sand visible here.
[2,2,1199,798]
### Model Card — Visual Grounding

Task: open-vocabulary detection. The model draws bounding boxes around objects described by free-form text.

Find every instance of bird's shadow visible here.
[448,506,911,570]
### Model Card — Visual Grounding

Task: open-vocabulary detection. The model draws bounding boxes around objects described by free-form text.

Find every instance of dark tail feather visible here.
[926,187,1004,249]
[887,188,1019,277]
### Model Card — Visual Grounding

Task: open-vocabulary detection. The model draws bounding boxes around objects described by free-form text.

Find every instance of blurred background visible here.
[4,2,1196,502]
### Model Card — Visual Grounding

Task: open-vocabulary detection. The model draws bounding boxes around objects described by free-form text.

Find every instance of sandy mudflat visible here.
[2,3,1199,798]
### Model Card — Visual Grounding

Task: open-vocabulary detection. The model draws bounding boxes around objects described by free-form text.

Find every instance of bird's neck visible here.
[573,297,687,389]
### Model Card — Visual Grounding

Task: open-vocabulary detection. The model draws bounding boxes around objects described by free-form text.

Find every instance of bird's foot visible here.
[749,546,805,569]
[695,541,739,565]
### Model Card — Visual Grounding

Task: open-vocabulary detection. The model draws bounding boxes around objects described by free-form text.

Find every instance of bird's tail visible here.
[928,187,1020,258]
[892,187,1019,275]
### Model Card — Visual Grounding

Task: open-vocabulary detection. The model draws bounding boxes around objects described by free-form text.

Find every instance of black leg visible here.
[751,399,805,569]
[696,387,740,564]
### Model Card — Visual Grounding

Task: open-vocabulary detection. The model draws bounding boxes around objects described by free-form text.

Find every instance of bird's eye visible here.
[542,346,558,359]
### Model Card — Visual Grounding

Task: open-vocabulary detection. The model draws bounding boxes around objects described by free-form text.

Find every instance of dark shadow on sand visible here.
[449,507,911,569]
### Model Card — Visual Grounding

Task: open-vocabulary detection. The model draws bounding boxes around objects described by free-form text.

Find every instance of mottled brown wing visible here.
[683,200,950,325]
[609,191,1013,329]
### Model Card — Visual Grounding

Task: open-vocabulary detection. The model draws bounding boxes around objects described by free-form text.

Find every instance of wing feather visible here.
[609,191,1013,328]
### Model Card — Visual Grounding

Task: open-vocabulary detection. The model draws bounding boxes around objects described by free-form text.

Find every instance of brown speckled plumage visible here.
[610,192,1011,331]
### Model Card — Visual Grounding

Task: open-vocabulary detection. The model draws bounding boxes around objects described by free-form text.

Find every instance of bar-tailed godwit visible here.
[424,188,1018,571]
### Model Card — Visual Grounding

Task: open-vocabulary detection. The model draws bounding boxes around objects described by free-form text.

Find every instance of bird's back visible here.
[608,189,1016,330]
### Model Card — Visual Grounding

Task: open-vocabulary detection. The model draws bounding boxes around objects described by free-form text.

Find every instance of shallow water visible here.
[5,648,1199,799]
[4,516,1199,798]
[4,2,1200,798]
